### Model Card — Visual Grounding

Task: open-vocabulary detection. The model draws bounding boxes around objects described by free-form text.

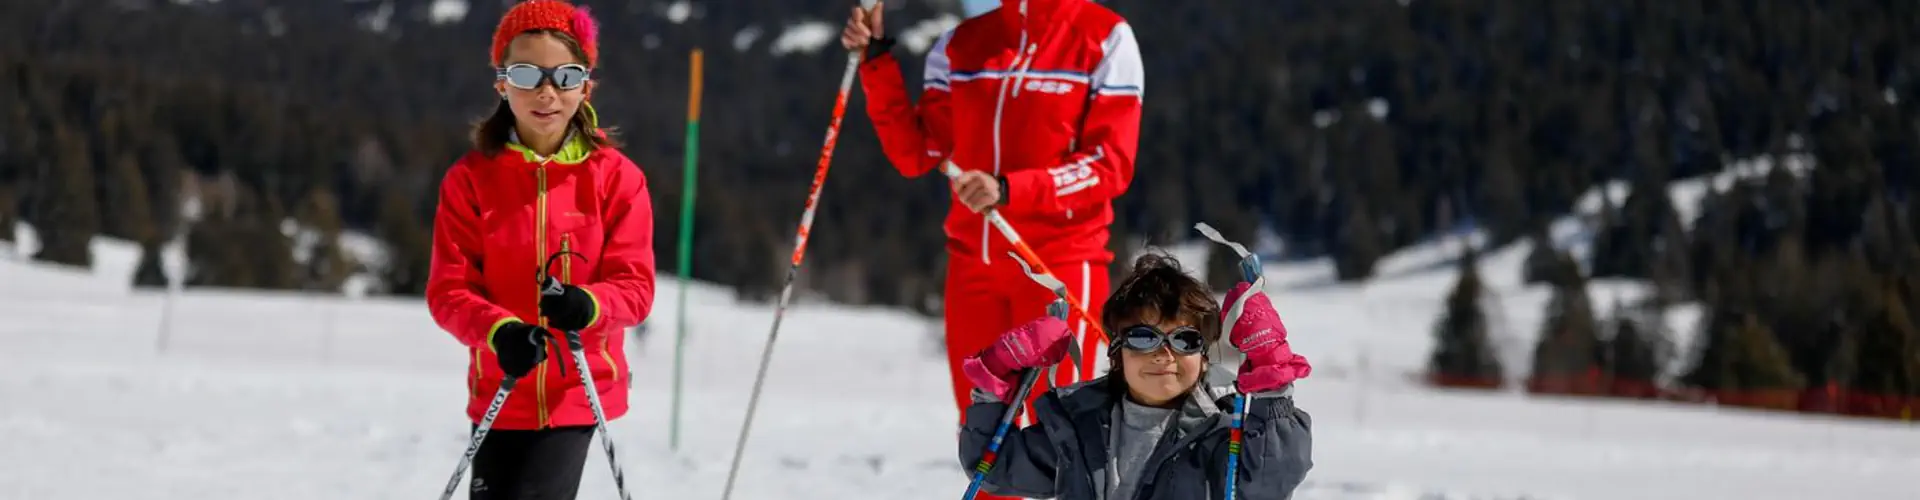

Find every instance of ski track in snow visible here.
[5,158,1918,500]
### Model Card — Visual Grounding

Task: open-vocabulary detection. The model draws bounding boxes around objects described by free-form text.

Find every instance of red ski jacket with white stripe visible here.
[860,0,1144,267]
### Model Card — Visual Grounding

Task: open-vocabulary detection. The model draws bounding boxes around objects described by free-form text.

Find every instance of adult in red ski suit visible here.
[843,0,1144,432]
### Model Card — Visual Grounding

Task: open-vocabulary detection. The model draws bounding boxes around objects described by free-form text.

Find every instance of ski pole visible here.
[1223,393,1247,500]
[440,375,517,500]
[1195,222,1262,500]
[962,296,1067,500]
[940,161,1110,345]
[538,253,633,500]
[960,368,1043,500]
[563,329,634,500]
[721,3,873,495]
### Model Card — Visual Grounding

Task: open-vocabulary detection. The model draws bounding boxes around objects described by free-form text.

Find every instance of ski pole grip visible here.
[1047,299,1069,322]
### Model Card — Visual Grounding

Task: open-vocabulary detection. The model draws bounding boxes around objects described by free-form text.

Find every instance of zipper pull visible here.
[1011,45,1037,97]
[561,234,573,283]
[1011,55,1025,97]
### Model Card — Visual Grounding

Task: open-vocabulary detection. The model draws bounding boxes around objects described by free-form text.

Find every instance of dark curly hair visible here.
[1101,251,1222,391]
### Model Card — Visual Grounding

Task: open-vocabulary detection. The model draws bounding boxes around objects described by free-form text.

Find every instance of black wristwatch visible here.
[864,36,897,61]
[996,175,1010,206]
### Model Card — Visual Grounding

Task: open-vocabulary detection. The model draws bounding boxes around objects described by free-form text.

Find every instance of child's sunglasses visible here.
[497,63,591,91]
[1115,324,1208,355]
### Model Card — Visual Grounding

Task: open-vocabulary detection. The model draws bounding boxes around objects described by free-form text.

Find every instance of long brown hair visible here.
[470,29,621,157]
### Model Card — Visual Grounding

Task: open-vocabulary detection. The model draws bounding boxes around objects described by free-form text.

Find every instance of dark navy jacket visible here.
[959,367,1313,499]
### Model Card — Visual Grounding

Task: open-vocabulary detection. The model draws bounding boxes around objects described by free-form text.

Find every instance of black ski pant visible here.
[469,424,595,499]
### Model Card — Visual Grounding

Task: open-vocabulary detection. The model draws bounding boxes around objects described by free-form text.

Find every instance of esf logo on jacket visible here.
[1049,159,1099,195]
[1023,79,1076,95]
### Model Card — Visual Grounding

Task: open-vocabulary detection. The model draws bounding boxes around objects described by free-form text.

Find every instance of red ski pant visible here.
[943,253,1110,428]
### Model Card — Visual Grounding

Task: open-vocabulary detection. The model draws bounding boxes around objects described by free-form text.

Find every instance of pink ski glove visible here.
[1223,282,1313,393]
[961,315,1074,402]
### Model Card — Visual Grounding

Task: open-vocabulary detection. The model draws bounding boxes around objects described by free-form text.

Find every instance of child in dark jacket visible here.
[957,253,1314,500]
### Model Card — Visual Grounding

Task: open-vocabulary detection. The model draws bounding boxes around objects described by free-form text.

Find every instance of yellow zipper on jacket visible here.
[471,349,483,400]
[535,165,550,429]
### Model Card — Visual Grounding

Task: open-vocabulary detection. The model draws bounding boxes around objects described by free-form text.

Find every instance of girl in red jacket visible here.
[840,0,1146,449]
[426,1,656,498]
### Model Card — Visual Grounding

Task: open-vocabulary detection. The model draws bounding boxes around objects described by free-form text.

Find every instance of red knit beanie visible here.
[490,0,601,67]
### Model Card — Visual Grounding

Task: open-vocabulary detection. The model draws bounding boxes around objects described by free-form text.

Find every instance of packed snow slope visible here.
[3,164,1916,500]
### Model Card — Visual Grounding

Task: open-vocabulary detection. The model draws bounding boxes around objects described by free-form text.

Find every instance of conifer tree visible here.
[1604,302,1669,390]
[0,184,17,244]
[1729,312,1806,393]
[1529,271,1602,394]
[103,151,156,244]
[31,128,100,268]
[1851,280,1920,398]
[132,238,169,289]
[1429,248,1504,387]
[375,186,431,295]
[298,188,357,292]
[1333,201,1383,282]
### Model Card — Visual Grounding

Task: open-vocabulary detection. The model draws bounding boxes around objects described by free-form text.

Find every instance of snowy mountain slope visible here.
[5,157,1918,500]
[1249,156,1814,389]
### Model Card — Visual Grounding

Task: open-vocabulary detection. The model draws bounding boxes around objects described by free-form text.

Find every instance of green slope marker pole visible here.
[672,48,703,452]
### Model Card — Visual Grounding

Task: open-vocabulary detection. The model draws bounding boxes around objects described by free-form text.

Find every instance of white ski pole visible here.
[440,376,518,500]
[537,272,634,500]
[564,329,633,500]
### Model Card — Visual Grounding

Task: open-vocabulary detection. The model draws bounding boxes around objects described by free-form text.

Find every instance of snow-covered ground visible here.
[4,161,1917,500]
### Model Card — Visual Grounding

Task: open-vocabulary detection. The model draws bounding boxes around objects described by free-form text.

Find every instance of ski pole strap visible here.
[538,250,588,291]
[1195,222,1262,284]
[1013,252,1087,369]
[1198,222,1266,339]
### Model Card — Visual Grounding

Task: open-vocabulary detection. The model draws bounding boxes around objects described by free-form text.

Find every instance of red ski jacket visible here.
[860,0,1144,266]
[426,132,656,431]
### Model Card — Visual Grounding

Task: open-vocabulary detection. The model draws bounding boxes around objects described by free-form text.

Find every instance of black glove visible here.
[539,277,598,332]
[490,321,549,378]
